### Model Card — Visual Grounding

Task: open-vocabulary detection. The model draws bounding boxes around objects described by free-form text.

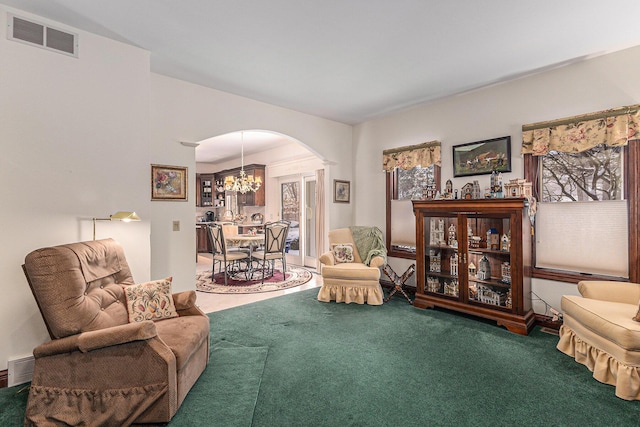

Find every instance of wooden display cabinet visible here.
[196,225,211,253]
[412,198,534,335]
[196,173,214,207]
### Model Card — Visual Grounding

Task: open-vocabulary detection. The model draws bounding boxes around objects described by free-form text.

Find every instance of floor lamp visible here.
[93,211,141,240]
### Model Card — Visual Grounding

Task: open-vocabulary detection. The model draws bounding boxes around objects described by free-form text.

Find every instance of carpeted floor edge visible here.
[169,341,269,426]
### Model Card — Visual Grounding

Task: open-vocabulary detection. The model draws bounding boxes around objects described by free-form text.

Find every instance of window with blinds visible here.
[535,145,627,278]
[535,200,628,278]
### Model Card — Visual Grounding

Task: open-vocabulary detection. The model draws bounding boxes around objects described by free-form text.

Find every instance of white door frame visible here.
[279,174,316,268]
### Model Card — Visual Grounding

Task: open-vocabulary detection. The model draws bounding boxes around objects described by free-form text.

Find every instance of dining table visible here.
[225,233,265,279]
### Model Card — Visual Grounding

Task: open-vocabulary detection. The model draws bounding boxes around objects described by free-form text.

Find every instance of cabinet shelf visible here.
[413,198,534,335]
[426,271,458,280]
[426,244,458,252]
[468,277,511,289]
[468,248,510,256]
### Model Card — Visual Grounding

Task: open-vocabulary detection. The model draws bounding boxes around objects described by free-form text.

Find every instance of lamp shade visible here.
[93,211,141,239]
[109,211,141,222]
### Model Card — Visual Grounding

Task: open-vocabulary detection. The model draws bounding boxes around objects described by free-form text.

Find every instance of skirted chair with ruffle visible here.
[317,226,386,305]
[22,238,210,425]
[557,280,640,400]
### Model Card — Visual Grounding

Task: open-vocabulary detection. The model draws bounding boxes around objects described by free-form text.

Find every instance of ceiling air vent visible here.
[7,13,78,57]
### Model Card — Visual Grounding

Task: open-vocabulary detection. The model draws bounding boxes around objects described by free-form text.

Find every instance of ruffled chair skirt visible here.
[557,325,640,400]
[317,278,384,305]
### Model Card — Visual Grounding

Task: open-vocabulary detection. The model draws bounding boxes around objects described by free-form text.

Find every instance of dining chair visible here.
[207,224,249,285]
[219,222,249,255]
[251,220,290,283]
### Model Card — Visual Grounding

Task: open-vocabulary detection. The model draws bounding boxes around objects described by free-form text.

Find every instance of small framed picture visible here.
[334,180,350,203]
[151,164,188,201]
[453,136,512,177]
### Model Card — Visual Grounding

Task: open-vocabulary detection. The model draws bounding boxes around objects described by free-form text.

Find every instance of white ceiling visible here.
[195,131,296,164]
[4,0,640,158]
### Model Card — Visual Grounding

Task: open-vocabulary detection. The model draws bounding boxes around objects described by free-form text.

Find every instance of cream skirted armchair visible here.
[557,280,640,400]
[317,227,386,305]
[22,239,210,425]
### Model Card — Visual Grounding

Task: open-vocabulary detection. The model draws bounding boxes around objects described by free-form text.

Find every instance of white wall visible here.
[0,7,151,370]
[353,45,640,314]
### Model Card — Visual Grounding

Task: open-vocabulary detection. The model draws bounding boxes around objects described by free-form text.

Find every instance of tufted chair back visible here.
[23,238,135,340]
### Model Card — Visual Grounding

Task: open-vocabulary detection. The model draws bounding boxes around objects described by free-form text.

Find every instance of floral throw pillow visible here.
[123,277,178,323]
[332,243,355,264]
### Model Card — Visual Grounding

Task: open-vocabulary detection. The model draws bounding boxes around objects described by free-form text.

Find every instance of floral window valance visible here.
[521,105,640,156]
[382,141,441,171]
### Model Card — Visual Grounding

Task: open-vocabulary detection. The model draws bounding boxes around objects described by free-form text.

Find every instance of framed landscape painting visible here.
[452,136,511,177]
[151,164,188,201]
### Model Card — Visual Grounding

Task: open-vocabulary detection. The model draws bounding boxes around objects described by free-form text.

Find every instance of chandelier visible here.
[224,132,262,194]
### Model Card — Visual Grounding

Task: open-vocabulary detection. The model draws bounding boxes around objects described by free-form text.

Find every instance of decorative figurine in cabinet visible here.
[429,250,441,273]
[476,255,491,280]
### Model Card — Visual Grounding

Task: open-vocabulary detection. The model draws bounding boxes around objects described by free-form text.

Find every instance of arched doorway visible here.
[194,130,324,270]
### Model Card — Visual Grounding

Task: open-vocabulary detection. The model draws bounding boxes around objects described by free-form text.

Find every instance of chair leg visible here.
[211,259,219,281]
[260,259,266,284]
[222,260,230,286]
[244,258,251,281]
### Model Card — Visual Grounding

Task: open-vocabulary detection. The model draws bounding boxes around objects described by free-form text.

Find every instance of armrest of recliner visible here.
[319,251,335,266]
[173,290,206,316]
[33,321,157,357]
[578,280,640,304]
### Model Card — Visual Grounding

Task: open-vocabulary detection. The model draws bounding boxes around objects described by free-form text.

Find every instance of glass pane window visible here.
[396,166,435,200]
[541,144,623,202]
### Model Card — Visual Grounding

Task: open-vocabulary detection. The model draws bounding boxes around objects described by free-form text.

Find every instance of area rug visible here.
[196,264,312,294]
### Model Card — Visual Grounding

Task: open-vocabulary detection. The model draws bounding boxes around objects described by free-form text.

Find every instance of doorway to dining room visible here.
[195,130,326,273]
[279,174,317,269]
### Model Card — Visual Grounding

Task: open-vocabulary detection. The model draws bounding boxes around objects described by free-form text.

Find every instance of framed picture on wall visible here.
[151,164,188,201]
[334,180,350,203]
[452,136,511,177]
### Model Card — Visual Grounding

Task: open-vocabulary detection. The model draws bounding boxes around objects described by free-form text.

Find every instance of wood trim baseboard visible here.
[0,369,7,388]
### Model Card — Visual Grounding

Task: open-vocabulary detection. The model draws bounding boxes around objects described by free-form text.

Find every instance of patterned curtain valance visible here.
[382,141,441,171]
[521,105,640,156]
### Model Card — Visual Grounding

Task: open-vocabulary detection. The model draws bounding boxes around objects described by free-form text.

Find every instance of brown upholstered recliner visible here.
[22,239,210,425]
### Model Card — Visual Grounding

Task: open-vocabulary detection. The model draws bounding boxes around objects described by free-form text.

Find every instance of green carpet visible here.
[2,288,640,426]
[0,384,29,426]
[170,341,268,426]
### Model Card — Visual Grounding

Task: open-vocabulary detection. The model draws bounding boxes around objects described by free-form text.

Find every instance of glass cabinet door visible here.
[465,213,513,310]
[423,214,462,300]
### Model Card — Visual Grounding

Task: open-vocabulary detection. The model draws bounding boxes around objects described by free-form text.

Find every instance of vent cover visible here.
[8,355,34,387]
[7,13,78,57]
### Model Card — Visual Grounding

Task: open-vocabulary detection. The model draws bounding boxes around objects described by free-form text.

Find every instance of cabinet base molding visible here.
[0,369,7,388]
[414,293,535,335]
[534,313,562,331]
